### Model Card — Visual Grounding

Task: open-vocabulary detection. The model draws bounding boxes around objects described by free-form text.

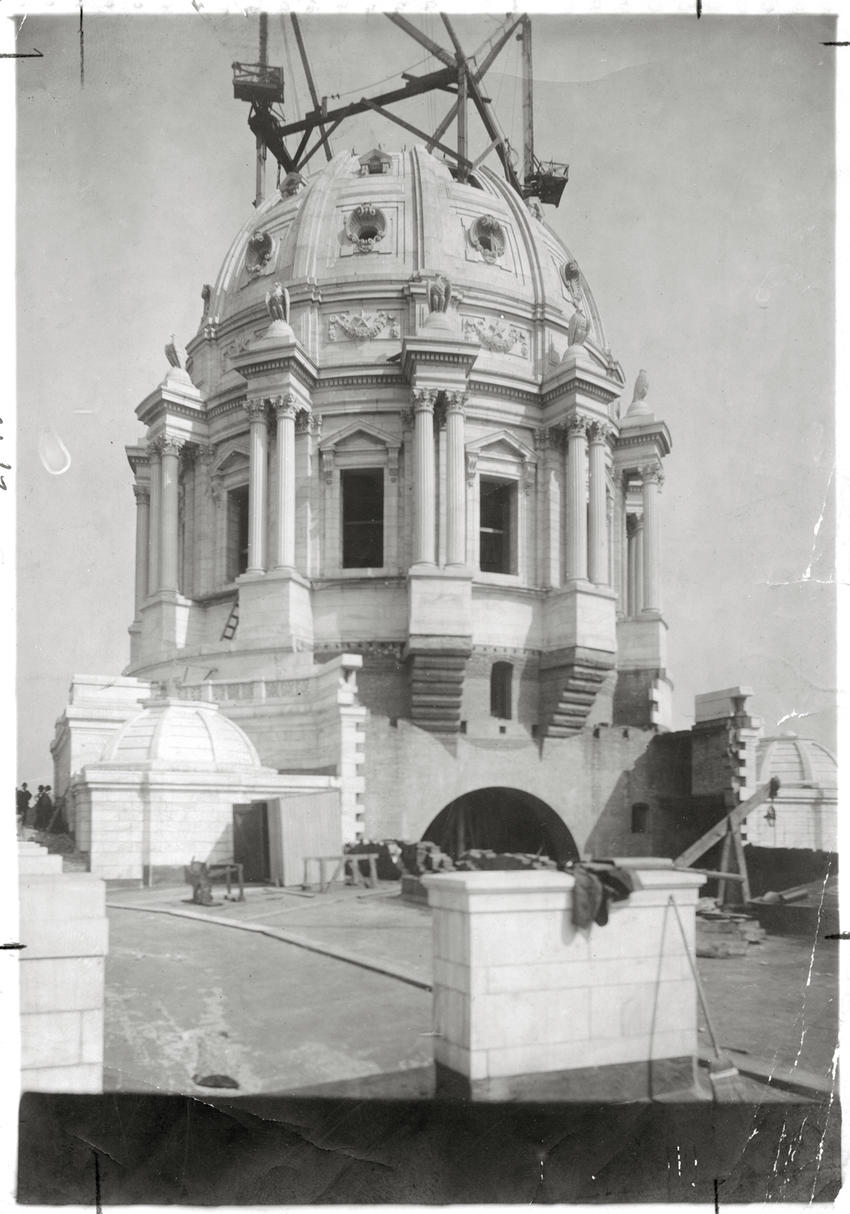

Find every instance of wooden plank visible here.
[731,825,752,902]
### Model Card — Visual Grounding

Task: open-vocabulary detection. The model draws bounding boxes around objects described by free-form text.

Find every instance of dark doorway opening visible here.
[232,801,270,882]
[422,787,579,864]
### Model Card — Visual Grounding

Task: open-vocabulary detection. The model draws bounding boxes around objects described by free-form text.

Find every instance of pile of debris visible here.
[695,896,766,958]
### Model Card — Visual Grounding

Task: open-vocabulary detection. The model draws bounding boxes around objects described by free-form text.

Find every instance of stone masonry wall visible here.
[19,844,108,1093]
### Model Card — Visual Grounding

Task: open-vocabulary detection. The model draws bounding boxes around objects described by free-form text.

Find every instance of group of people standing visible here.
[16,782,64,833]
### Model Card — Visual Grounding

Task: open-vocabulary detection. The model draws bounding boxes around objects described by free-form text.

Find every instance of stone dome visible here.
[196,145,616,388]
[757,734,837,791]
[102,699,262,769]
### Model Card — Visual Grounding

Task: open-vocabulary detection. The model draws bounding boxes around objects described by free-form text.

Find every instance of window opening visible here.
[480,478,516,574]
[342,468,384,568]
[490,662,513,721]
[226,485,249,581]
[631,802,650,834]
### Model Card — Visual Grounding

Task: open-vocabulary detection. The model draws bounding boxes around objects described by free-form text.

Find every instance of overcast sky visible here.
[12,6,838,783]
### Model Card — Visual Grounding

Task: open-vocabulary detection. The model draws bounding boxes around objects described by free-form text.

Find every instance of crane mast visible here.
[232,12,568,208]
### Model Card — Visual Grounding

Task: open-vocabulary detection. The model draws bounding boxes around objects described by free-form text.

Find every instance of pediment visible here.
[465,429,536,464]
[213,446,249,476]
[319,421,400,454]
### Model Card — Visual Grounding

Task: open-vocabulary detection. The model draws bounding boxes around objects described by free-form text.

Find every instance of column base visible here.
[236,568,313,650]
[138,592,196,659]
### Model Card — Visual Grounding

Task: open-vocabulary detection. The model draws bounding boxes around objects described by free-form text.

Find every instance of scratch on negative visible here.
[802,467,833,581]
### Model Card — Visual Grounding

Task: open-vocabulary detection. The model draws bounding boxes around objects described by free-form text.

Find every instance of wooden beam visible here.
[427,16,521,152]
[273,66,456,138]
[297,117,344,169]
[731,826,752,903]
[385,13,455,68]
[361,99,471,168]
[675,783,774,868]
[290,14,333,163]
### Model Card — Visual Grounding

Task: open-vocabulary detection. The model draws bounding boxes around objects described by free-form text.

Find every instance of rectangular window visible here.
[631,802,650,834]
[226,485,249,581]
[480,478,517,574]
[342,468,384,568]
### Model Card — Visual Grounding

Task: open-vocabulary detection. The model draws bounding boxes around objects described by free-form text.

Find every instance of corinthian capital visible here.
[150,433,186,457]
[412,388,437,413]
[272,392,298,422]
[132,483,150,503]
[444,390,468,415]
[565,414,589,438]
[587,420,613,444]
[244,396,269,421]
[641,462,664,486]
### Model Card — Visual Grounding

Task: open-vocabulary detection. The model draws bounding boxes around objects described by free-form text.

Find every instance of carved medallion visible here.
[245,229,276,276]
[345,204,387,253]
[468,214,506,263]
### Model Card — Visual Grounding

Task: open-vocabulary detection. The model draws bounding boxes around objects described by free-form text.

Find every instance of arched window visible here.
[490,662,513,721]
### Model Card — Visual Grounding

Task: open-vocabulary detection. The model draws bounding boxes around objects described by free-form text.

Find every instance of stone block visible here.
[19,873,106,922]
[80,1008,105,1065]
[433,1038,488,1081]
[18,852,64,875]
[20,1011,82,1069]
[19,957,105,1014]
[22,1063,103,1094]
[470,987,590,1051]
[589,979,696,1040]
[434,986,470,1045]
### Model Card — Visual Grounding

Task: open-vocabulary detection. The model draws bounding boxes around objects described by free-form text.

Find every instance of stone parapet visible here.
[423,862,705,1100]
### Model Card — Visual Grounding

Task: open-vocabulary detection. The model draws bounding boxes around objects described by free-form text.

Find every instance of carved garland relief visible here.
[462,314,528,357]
[327,310,400,342]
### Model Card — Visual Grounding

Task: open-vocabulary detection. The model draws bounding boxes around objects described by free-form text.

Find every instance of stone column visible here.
[195,444,215,596]
[587,422,610,586]
[147,441,161,595]
[445,391,467,566]
[132,484,150,615]
[642,463,663,612]
[273,394,298,569]
[565,415,588,582]
[244,397,269,574]
[413,389,437,565]
[626,514,640,617]
[158,435,184,593]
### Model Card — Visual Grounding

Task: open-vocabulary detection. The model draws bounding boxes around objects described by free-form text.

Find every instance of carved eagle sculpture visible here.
[632,369,649,403]
[266,281,291,325]
[427,273,451,314]
[567,309,589,348]
[165,334,182,369]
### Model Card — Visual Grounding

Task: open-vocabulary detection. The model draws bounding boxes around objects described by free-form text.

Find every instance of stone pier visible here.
[423,860,705,1100]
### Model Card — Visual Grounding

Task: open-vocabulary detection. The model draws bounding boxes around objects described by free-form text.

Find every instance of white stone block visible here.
[20,1010,82,1069]
[434,986,469,1045]
[22,1064,103,1094]
[471,987,591,1052]
[486,958,595,994]
[19,957,105,1014]
[20,873,106,922]
[80,1008,105,1065]
[18,853,64,875]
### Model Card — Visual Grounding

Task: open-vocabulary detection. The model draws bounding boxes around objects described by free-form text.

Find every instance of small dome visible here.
[102,699,261,769]
[757,735,837,790]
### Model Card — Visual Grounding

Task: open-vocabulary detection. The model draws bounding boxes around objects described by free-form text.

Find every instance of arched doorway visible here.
[422,787,579,865]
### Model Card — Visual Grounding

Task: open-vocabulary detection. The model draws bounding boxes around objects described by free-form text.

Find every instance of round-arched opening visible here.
[422,787,579,864]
